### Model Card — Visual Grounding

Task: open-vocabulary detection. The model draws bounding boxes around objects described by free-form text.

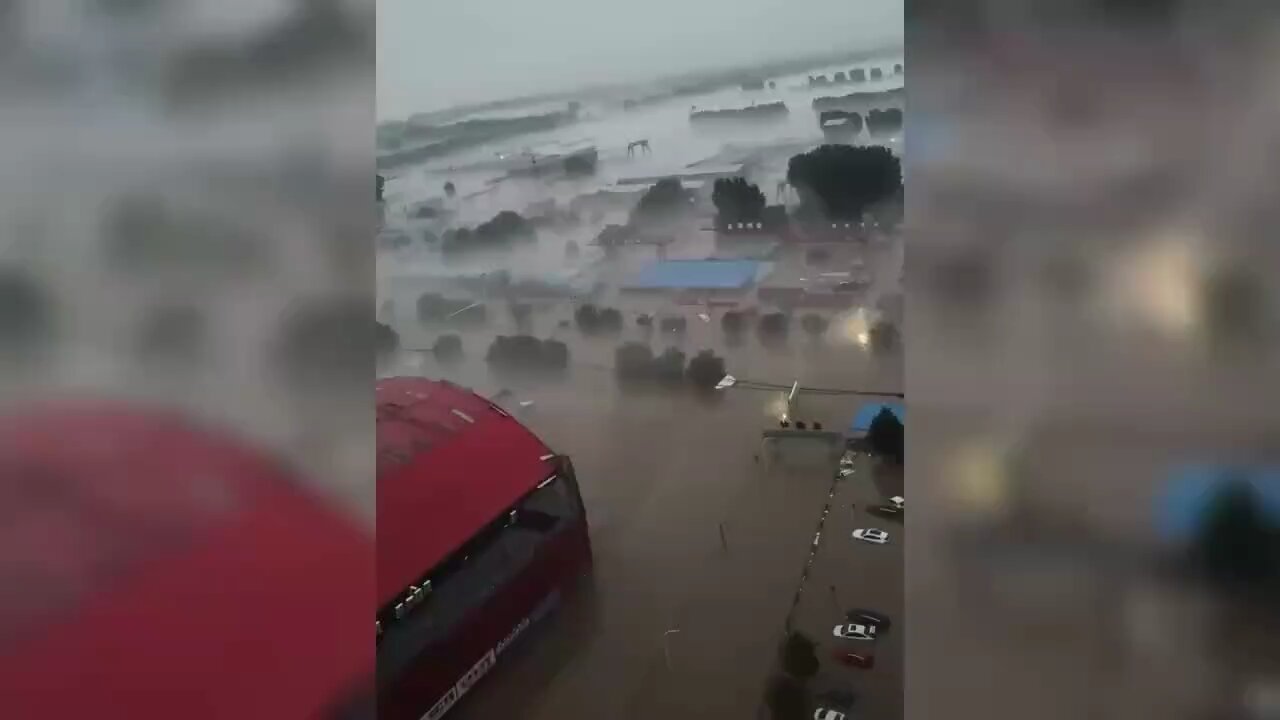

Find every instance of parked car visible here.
[814,709,847,720]
[832,650,875,669]
[851,528,889,544]
[889,495,904,509]
[846,608,891,632]
[832,623,877,641]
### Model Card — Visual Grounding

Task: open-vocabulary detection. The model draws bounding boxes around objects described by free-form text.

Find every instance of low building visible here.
[622,259,763,299]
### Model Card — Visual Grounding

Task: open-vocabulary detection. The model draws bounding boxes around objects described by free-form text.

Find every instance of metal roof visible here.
[625,260,761,290]
[0,400,369,718]
[376,377,556,606]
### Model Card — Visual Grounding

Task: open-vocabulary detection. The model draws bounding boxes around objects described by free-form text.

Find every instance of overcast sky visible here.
[377,0,902,120]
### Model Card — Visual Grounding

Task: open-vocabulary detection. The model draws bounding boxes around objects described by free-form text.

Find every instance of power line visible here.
[730,379,904,398]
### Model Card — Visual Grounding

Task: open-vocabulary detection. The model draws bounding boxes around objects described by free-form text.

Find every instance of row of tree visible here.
[441,210,537,255]
[407,295,898,354]
[614,343,727,389]
[486,335,570,373]
[574,304,625,334]
[376,323,464,366]
[710,143,902,228]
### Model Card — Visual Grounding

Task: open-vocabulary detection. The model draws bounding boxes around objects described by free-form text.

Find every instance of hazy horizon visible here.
[376,0,902,121]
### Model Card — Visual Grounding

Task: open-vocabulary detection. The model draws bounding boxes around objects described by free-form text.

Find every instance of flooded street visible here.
[378,48,904,720]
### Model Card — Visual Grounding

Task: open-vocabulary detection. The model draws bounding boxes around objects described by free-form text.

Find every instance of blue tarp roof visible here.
[1156,464,1280,543]
[848,402,904,434]
[625,260,760,290]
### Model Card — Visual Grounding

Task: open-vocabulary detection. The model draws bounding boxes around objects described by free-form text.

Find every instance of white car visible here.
[889,496,904,510]
[814,709,847,720]
[832,623,877,641]
[852,528,889,544]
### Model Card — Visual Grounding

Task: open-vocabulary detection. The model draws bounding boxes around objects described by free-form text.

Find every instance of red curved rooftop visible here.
[0,399,371,719]
[377,377,557,607]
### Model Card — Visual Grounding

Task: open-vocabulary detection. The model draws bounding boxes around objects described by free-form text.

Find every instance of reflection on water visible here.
[831,306,875,347]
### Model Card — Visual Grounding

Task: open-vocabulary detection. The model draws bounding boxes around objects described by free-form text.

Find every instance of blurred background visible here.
[0,0,374,717]
[907,1,1280,719]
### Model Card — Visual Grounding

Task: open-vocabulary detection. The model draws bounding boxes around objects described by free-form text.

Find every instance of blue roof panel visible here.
[626,260,761,290]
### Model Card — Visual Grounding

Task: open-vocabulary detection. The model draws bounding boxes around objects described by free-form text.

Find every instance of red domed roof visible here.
[0,399,370,719]
[376,378,557,607]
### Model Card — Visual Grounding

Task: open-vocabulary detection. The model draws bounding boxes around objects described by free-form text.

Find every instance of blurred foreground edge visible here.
[0,398,373,719]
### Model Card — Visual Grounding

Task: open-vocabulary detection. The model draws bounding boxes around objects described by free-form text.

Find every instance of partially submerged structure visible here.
[689,102,788,123]
[623,259,763,295]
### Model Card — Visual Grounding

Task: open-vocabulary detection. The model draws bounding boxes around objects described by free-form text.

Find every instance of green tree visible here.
[869,319,899,352]
[787,144,902,221]
[721,310,746,336]
[801,313,829,336]
[866,407,904,465]
[1195,478,1278,587]
[686,350,727,390]
[432,333,463,362]
[765,675,809,720]
[653,347,687,385]
[486,335,543,369]
[0,269,54,358]
[712,177,767,223]
[615,342,656,381]
[375,320,398,360]
[575,304,603,334]
[780,631,819,679]
[564,153,597,176]
[597,307,624,333]
[758,312,790,339]
[633,178,692,221]
[541,339,570,371]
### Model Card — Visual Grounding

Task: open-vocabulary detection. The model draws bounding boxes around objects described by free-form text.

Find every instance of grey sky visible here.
[377,0,902,120]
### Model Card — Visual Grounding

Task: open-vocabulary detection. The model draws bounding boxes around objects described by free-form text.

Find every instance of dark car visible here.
[846,608,891,632]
